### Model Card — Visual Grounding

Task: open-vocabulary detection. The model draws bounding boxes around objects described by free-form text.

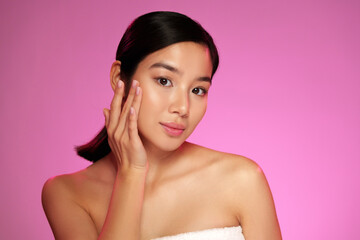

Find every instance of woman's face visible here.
[131,42,213,152]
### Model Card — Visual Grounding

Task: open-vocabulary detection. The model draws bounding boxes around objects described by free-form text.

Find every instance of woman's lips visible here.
[160,122,185,136]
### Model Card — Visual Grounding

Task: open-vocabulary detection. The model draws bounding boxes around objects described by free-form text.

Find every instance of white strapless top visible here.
[151,226,245,240]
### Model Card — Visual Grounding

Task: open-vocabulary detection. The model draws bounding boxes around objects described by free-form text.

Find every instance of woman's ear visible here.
[110,60,122,92]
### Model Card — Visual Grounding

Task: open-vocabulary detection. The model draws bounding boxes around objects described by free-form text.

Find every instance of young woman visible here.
[42,11,282,240]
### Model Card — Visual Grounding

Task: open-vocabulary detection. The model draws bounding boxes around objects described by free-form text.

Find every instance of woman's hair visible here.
[75,11,219,162]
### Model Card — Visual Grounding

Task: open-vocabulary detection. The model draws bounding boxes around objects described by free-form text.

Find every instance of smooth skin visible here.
[42,42,282,240]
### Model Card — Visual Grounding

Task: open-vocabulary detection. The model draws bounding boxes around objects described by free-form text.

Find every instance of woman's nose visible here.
[169,90,189,117]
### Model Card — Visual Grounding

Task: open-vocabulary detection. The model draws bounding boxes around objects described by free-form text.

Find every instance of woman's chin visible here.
[140,134,187,154]
[159,141,184,152]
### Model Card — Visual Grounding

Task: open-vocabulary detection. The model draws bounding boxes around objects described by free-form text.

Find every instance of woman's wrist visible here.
[118,166,148,181]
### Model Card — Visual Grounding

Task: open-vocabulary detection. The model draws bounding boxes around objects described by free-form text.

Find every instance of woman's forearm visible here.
[98,168,147,240]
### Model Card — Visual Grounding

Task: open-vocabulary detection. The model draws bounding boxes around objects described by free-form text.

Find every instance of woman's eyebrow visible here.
[149,62,180,74]
[149,62,212,83]
[198,76,212,84]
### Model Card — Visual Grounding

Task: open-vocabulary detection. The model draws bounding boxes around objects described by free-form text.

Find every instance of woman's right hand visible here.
[103,79,148,173]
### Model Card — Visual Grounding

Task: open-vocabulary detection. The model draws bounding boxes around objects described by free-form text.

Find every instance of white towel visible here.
[151,225,245,240]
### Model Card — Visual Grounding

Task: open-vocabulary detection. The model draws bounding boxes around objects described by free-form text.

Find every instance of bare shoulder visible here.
[188,143,281,238]
[42,157,114,201]
[187,142,262,180]
[42,169,86,205]
[216,151,273,209]
[202,149,282,239]
[41,164,107,239]
[196,145,273,206]
[41,168,91,227]
[219,151,267,189]
[197,143,270,195]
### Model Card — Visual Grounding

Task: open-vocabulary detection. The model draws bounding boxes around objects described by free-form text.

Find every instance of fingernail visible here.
[117,80,123,88]
[136,86,140,95]
[130,107,134,115]
[132,80,138,88]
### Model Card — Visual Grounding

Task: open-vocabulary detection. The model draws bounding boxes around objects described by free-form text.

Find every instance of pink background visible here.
[1,0,359,239]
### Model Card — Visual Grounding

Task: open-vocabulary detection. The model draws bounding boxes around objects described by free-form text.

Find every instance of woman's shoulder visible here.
[187,142,272,209]
[42,159,113,205]
[186,142,269,194]
[189,143,276,217]
[186,141,262,176]
[41,163,109,239]
[42,169,88,206]
[41,171,86,228]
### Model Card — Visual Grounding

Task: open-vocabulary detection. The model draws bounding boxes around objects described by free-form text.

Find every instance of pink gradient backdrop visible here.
[1,0,359,239]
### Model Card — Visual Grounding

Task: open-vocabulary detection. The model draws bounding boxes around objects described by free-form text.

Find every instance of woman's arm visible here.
[99,168,147,240]
[43,75,148,239]
[99,70,148,239]
[233,158,282,240]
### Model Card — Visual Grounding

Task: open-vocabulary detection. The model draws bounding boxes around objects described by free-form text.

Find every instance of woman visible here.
[42,11,282,240]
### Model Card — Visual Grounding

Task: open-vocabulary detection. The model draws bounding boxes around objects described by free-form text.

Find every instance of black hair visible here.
[75,11,219,162]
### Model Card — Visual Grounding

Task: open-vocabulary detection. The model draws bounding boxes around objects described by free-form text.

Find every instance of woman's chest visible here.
[139,190,238,240]
[84,176,238,239]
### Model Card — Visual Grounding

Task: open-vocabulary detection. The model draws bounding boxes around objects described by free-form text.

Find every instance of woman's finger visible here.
[116,80,138,134]
[128,86,142,140]
[108,80,124,133]
[132,86,142,120]
[128,106,139,141]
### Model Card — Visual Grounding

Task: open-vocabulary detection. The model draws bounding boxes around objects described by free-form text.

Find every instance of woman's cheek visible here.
[190,99,208,128]
[143,86,164,107]
[137,85,164,129]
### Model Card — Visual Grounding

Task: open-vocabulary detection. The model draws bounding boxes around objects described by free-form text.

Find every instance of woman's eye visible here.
[192,87,207,96]
[157,78,172,87]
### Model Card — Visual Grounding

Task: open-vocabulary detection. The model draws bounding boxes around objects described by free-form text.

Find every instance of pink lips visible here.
[160,122,185,137]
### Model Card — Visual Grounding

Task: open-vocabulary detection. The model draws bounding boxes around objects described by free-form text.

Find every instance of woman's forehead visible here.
[138,42,212,76]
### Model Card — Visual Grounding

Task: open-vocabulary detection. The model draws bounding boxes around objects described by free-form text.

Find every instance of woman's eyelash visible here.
[156,77,172,86]
[155,77,208,96]
[192,87,208,96]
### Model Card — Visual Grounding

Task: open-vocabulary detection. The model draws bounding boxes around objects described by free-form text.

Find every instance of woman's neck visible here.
[106,142,190,182]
